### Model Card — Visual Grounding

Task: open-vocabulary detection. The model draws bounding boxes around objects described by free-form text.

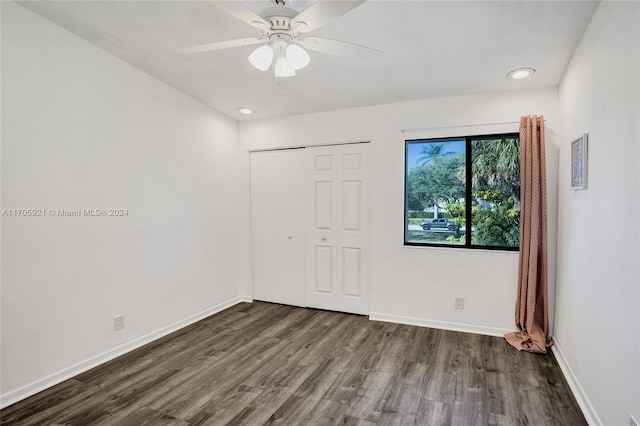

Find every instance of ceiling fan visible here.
[179,0,382,78]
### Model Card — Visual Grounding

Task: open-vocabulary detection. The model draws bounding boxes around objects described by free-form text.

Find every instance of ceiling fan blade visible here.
[292,0,367,33]
[215,1,269,30]
[297,37,383,57]
[178,38,265,55]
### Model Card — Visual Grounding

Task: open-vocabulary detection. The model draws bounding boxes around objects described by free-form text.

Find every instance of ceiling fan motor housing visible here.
[259,13,306,40]
[267,16,292,32]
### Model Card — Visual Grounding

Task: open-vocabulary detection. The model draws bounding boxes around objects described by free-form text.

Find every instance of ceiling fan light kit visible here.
[286,44,311,70]
[274,52,296,77]
[248,45,273,71]
[180,0,381,80]
[248,32,311,77]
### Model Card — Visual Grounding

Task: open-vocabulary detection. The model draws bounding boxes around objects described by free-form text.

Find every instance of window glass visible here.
[405,139,466,246]
[404,133,520,250]
[471,137,520,248]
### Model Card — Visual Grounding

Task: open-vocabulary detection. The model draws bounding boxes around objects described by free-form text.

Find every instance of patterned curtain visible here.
[505,115,552,353]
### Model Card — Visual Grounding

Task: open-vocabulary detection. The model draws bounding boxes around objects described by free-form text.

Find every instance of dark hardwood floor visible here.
[1,302,586,425]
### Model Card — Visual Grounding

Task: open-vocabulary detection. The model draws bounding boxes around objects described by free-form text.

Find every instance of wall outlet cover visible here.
[454,297,464,309]
[114,315,125,331]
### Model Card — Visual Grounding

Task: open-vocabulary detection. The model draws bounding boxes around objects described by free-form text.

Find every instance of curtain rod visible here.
[248,139,370,153]
[401,119,545,134]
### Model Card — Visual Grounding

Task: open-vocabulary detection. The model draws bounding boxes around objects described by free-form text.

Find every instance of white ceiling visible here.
[18,0,599,121]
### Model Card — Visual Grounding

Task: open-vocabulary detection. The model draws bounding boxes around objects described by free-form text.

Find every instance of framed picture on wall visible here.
[571,134,588,190]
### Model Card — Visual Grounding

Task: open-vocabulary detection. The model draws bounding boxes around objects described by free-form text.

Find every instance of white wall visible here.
[240,87,560,336]
[555,2,640,425]
[1,2,250,406]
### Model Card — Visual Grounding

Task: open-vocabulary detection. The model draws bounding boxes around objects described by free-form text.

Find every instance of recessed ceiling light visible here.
[507,68,536,80]
[236,107,254,115]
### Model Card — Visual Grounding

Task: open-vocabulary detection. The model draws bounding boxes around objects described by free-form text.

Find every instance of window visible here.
[404,133,520,250]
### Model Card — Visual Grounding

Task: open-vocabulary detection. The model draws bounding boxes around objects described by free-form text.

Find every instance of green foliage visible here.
[472,190,520,247]
[407,218,426,225]
[417,144,447,165]
[407,211,434,219]
[406,144,465,212]
[407,230,465,245]
[444,201,465,227]
[472,138,520,200]
[446,234,466,244]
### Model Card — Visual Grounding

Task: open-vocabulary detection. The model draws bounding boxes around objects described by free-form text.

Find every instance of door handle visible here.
[321,236,327,241]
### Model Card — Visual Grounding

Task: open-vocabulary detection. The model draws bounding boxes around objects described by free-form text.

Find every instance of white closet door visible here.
[250,149,307,307]
[307,143,370,315]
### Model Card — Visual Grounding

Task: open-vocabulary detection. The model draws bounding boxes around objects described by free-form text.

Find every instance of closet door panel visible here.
[307,144,370,315]
[250,149,307,306]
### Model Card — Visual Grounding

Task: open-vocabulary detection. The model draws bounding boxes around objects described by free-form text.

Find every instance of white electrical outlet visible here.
[454,297,465,309]
[114,315,125,331]
[631,415,638,426]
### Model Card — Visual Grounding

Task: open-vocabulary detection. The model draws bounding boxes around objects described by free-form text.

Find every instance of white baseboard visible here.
[369,312,512,337]
[551,340,602,426]
[0,295,253,409]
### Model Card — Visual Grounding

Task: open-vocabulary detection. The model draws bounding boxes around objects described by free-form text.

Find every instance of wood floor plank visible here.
[1,302,587,426]
[0,379,90,426]
[261,358,350,424]
[380,362,431,418]
[450,333,487,426]
[109,406,190,426]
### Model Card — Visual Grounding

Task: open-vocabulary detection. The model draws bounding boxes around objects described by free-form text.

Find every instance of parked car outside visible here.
[420,218,458,231]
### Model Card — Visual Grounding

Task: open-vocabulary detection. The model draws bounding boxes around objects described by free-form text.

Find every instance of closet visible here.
[250,143,370,314]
